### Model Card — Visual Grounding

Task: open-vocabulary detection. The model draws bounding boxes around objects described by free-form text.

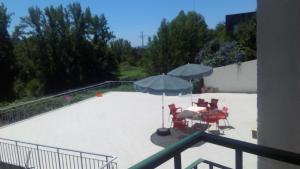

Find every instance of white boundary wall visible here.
[204,60,257,93]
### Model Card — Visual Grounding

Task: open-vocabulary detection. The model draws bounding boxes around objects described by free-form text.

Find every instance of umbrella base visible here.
[156,128,171,136]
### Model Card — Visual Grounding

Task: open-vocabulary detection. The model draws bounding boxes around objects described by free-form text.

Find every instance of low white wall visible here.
[204,60,257,93]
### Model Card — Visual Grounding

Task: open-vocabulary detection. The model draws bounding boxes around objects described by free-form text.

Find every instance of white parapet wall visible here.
[203,60,257,93]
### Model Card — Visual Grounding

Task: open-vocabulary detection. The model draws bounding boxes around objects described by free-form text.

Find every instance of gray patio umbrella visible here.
[167,63,213,80]
[167,63,213,104]
[134,74,192,129]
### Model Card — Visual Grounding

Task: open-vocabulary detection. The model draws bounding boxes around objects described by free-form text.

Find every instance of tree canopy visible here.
[0,3,16,101]
[144,11,209,74]
[144,11,256,74]
[12,3,117,97]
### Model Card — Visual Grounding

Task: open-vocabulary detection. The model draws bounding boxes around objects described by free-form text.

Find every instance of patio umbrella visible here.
[167,63,213,103]
[167,63,213,80]
[134,74,192,130]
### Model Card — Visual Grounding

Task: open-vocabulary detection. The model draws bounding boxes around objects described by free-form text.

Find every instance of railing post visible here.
[36,145,42,169]
[209,163,213,169]
[80,152,84,169]
[106,156,110,169]
[174,153,182,169]
[57,148,61,169]
[236,149,243,169]
[15,141,21,166]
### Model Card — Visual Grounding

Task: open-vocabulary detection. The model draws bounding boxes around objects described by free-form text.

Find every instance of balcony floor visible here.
[0,92,257,168]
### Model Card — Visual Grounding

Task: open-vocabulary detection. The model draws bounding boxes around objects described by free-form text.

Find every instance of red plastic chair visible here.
[168,104,182,117]
[218,107,230,125]
[172,116,188,129]
[192,99,205,106]
[200,102,209,107]
[202,114,221,130]
[209,98,219,109]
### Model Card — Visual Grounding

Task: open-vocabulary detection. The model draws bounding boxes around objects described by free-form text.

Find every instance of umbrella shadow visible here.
[150,123,210,148]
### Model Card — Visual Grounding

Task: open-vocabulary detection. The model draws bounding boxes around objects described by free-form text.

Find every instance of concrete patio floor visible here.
[0,92,257,168]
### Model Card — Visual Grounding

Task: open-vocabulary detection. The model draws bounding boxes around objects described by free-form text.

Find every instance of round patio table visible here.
[178,106,207,120]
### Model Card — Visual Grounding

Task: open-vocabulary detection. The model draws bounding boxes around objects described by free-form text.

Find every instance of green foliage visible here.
[110,38,132,63]
[144,11,256,72]
[196,16,256,67]
[11,2,117,97]
[144,11,209,74]
[0,3,16,101]
[118,62,147,81]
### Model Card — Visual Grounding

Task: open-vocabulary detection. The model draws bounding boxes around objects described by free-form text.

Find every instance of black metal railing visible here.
[129,131,300,169]
[0,137,117,169]
[0,81,134,127]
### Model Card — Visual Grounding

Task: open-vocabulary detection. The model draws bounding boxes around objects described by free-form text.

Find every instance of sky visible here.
[1,0,256,46]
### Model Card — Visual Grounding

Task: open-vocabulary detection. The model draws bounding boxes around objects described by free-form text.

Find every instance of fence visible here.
[0,81,134,127]
[0,137,117,169]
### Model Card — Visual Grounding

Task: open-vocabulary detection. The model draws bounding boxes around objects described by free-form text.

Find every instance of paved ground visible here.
[0,92,257,168]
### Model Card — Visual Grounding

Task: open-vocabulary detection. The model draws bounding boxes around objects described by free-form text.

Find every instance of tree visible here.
[0,3,16,101]
[233,16,256,60]
[110,38,132,63]
[13,2,117,97]
[144,11,209,74]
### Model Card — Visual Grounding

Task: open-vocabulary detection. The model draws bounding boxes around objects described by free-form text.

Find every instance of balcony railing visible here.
[0,137,117,169]
[129,131,300,169]
[0,81,134,127]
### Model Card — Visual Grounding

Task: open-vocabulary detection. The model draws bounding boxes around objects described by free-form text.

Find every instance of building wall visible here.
[203,60,257,93]
[257,0,300,169]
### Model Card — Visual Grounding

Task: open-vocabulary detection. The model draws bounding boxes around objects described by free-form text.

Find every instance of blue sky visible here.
[2,0,256,46]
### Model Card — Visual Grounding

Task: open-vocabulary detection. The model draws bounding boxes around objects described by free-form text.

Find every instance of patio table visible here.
[178,106,207,120]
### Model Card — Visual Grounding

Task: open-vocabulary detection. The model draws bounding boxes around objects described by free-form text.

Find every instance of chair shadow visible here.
[150,123,210,148]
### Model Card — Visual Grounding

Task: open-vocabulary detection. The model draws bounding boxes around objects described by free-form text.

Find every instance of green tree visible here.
[233,16,256,60]
[144,11,209,74]
[0,3,16,101]
[13,2,117,97]
[110,38,132,63]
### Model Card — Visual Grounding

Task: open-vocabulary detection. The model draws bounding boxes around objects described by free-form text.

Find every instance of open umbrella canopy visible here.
[134,74,192,130]
[167,63,213,80]
[134,74,192,96]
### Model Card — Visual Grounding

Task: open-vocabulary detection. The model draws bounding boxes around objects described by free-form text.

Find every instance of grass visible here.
[118,62,148,81]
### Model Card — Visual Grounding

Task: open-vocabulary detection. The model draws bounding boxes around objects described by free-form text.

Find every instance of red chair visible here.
[218,107,230,125]
[202,114,221,130]
[200,102,209,107]
[209,98,219,109]
[192,99,204,106]
[172,116,188,129]
[193,99,209,107]
[168,104,182,118]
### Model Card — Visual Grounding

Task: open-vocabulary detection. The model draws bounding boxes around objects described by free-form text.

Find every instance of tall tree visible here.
[0,3,16,101]
[144,11,209,74]
[13,2,116,96]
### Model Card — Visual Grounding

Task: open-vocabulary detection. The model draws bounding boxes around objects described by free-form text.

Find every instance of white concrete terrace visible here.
[0,92,257,168]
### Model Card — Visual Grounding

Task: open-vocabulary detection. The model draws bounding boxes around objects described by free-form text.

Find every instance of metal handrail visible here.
[0,81,134,127]
[0,137,118,169]
[130,131,300,169]
[99,157,118,169]
[0,137,113,158]
[0,81,133,111]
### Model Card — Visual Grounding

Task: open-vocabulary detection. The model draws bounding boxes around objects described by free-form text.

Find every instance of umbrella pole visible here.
[190,80,193,105]
[162,93,165,128]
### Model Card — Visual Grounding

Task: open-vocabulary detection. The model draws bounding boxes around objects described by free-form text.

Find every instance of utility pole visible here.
[140,32,145,48]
